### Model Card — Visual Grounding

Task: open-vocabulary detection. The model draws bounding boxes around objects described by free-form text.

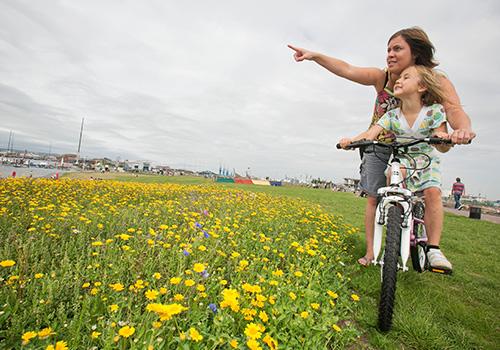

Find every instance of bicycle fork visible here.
[373,191,413,271]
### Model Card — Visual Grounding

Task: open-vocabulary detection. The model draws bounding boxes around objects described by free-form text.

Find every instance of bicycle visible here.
[336,136,454,331]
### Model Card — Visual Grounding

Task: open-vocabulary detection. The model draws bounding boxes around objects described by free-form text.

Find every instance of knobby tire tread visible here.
[410,202,426,273]
[378,205,401,332]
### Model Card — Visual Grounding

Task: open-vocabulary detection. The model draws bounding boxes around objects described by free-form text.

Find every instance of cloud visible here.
[0,0,499,199]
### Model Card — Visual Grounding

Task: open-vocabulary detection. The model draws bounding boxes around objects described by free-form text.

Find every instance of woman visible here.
[289,27,474,268]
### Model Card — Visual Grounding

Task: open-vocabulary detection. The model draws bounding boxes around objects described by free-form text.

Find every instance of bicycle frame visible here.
[373,158,414,271]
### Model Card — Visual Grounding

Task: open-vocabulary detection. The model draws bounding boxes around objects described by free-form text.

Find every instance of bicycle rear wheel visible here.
[410,202,427,273]
[378,204,401,332]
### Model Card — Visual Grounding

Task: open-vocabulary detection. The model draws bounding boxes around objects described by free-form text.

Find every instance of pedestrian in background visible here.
[452,177,465,210]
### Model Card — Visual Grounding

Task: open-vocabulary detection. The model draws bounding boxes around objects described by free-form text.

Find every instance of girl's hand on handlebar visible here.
[432,132,453,153]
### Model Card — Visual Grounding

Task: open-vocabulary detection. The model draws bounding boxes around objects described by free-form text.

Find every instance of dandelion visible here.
[351,294,360,301]
[119,326,135,338]
[189,328,203,342]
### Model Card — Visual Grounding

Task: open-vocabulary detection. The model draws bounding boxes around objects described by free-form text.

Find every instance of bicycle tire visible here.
[378,204,401,332]
[410,202,427,273]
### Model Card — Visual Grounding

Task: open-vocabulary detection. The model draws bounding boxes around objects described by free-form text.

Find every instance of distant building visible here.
[125,160,150,172]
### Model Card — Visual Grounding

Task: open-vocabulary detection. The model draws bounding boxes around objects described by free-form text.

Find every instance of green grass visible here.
[67,173,500,349]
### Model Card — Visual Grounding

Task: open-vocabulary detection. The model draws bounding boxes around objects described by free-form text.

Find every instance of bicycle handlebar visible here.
[336,137,455,150]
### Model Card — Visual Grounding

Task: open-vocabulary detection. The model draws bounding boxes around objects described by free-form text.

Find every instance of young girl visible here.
[339,65,453,270]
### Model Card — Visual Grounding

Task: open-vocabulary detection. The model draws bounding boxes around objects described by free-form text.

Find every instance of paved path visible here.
[443,206,500,224]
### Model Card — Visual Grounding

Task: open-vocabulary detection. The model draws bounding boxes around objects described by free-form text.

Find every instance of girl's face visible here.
[387,36,415,75]
[393,66,425,98]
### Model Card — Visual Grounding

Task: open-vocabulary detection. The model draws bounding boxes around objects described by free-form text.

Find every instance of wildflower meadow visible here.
[0,178,361,349]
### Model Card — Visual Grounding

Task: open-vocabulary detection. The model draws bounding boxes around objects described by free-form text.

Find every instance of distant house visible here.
[343,178,360,192]
[125,160,150,172]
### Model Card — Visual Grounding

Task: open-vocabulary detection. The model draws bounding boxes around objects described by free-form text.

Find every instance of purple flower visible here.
[203,230,209,238]
[208,303,217,313]
[195,222,202,228]
[183,250,190,256]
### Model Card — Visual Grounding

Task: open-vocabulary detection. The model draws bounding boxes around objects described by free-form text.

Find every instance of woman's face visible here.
[387,35,415,75]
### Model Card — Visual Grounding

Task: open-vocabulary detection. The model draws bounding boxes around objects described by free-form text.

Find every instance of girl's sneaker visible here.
[427,249,452,270]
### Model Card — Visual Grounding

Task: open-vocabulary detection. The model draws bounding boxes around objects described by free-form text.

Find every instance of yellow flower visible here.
[174,294,183,301]
[229,339,238,348]
[1,260,16,267]
[109,283,124,291]
[189,328,203,342]
[109,304,119,312]
[263,334,278,349]
[91,331,101,338]
[289,292,297,300]
[244,323,264,339]
[295,271,303,277]
[38,327,56,339]
[220,280,228,286]
[184,279,195,287]
[153,272,161,280]
[259,311,269,322]
[82,283,90,288]
[170,277,182,284]
[35,273,44,278]
[351,294,360,301]
[55,341,69,350]
[196,284,205,292]
[145,289,159,300]
[118,326,135,338]
[193,263,205,273]
[160,287,167,294]
[327,290,338,299]
[300,311,309,319]
[21,331,37,342]
[311,303,320,309]
[247,338,262,350]
[91,241,103,246]
[333,324,341,332]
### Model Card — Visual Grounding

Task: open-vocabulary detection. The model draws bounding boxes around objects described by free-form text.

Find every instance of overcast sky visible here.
[1,0,499,199]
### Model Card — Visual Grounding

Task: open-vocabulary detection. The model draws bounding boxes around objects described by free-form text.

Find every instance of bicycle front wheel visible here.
[378,204,401,332]
[410,202,427,273]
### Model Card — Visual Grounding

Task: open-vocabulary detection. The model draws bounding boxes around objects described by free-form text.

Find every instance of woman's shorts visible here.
[359,146,391,197]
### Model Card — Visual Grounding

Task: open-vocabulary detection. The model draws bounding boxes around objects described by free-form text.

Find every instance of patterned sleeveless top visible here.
[369,69,399,142]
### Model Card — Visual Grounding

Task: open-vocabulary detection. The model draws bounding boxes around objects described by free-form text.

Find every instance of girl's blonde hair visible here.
[410,65,449,106]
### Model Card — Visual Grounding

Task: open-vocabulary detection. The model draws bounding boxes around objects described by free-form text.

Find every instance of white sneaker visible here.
[427,249,452,270]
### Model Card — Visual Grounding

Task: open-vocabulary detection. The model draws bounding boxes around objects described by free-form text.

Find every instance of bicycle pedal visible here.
[427,266,452,276]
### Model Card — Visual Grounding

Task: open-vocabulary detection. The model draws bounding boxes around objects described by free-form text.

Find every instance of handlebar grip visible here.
[336,143,342,149]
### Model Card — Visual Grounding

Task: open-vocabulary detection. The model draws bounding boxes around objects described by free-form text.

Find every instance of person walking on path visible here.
[452,177,465,210]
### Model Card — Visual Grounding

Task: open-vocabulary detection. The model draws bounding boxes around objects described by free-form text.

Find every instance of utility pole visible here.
[76,118,84,164]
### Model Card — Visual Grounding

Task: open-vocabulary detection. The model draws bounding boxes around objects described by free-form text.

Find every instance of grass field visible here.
[2,172,499,349]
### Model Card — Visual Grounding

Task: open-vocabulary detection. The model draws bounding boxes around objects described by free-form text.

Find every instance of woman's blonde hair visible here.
[410,65,449,106]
